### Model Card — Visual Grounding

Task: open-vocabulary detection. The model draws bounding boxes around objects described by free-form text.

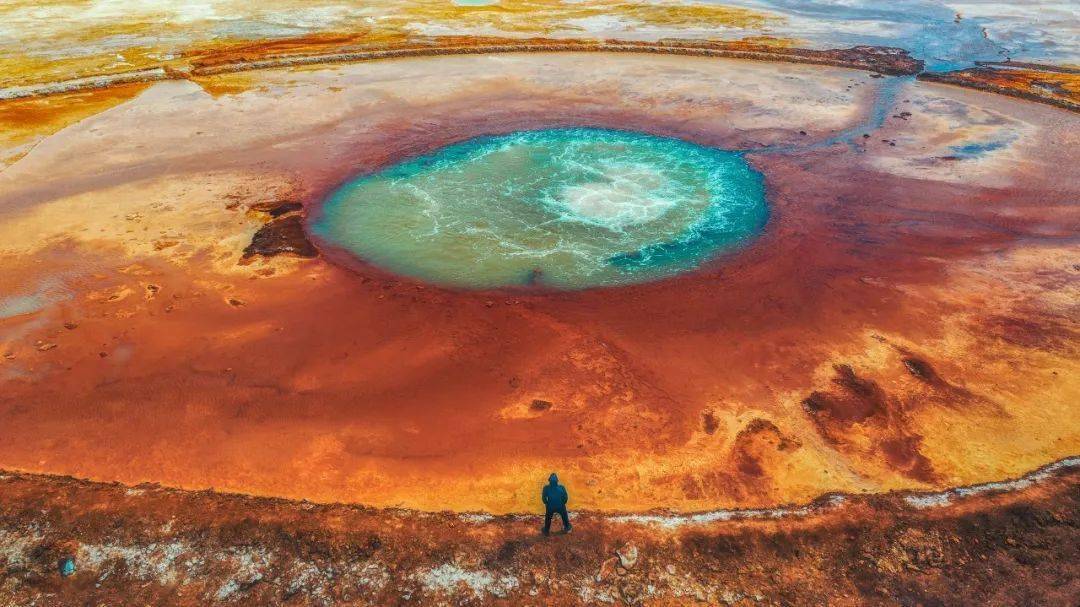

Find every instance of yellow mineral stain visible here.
[0,83,150,167]
[189,73,262,98]
[0,0,780,87]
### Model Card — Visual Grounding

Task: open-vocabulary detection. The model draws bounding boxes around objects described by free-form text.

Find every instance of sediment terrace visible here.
[4,37,1077,116]
[918,61,1080,112]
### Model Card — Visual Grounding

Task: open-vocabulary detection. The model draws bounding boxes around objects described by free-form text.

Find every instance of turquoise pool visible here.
[313,128,768,289]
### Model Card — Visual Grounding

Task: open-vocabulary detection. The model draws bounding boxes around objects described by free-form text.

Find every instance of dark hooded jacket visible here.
[542,474,568,510]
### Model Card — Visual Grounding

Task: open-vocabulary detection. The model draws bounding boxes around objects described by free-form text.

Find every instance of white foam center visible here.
[556,164,677,229]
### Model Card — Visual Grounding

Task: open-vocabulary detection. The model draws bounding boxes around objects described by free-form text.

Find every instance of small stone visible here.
[36,342,58,352]
[63,322,78,330]
[227,297,245,307]
[616,542,639,570]
[665,564,677,575]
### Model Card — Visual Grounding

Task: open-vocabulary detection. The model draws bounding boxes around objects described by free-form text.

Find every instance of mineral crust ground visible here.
[0,49,1078,606]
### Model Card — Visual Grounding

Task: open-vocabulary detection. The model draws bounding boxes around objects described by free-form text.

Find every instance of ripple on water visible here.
[314,128,768,289]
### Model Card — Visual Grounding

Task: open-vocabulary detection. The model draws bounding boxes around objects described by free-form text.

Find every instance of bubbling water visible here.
[314,128,768,289]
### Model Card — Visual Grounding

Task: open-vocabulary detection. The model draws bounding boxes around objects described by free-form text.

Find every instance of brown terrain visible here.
[1,461,1077,605]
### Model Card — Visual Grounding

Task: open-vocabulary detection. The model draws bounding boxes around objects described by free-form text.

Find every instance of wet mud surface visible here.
[0,53,1077,514]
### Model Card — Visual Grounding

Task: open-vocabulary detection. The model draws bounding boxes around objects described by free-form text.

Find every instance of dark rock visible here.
[702,409,719,435]
[802,392,828,414]
[902,357,940,384]
[249,200,304,217]
[824,46,923,75]
[242,215,318,260]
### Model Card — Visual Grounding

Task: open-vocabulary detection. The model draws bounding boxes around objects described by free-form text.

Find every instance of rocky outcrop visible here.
[242,214,317,260]
[248,200,304,218]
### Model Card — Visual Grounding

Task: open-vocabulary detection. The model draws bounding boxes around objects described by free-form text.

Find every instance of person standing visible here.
[541,473,571,535]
